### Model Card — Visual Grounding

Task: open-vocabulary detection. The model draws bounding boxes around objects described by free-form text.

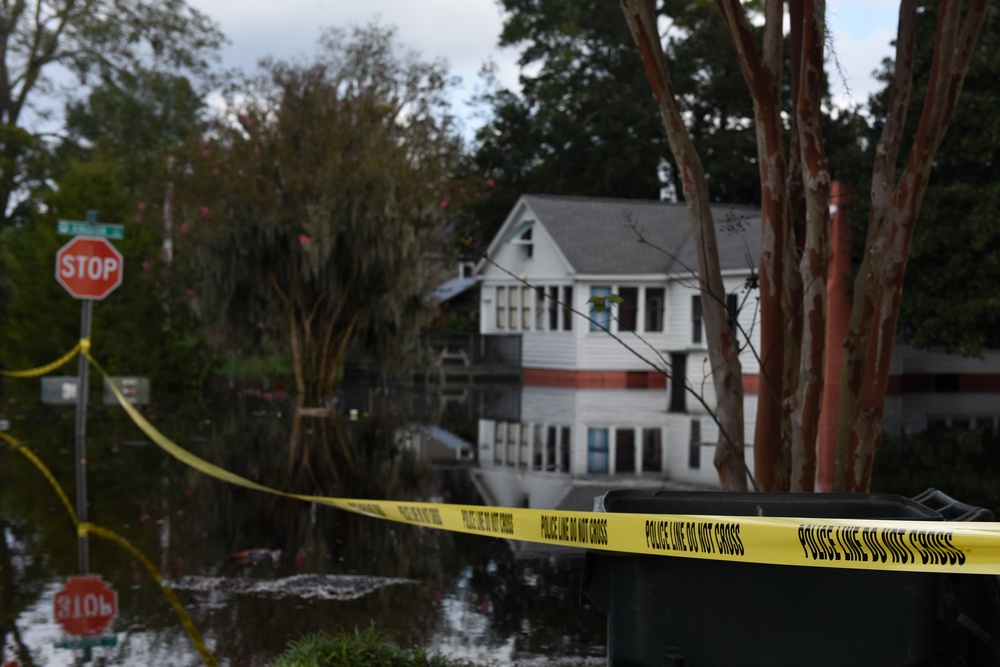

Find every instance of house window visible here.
[519,227,533,258]
[493,421,504,464]
[688,419,701,468]
[503,221,534,258]
[727,293,739,333]
[533,424,544,470]
[562,287,573,331]
[669,353,688,413]
[560,425,572,472]
[590,286,611,332]
[642,429,663,472]
[520,423,530,469]
[645,287,664,332]
[616,428,636,474]
[507,422,518,466]
[618,287,638,332]
[692,294,703,344]
[521,286,532,331]
[587,428,609,473]
[536,287,547,330]
[509,287,519,330]
[547,286,559,330]
[496,287,507,330]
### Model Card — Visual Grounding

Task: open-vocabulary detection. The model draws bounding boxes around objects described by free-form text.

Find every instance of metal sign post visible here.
[74,300,92,574]
[54,211,124,576]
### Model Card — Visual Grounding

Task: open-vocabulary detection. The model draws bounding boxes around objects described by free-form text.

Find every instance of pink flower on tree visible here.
[180,222,190,234]
[199,206,210,217]
[298,234,311,246]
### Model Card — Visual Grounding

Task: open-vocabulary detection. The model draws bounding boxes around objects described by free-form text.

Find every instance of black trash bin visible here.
[581,491,944,667]
[912,488,1000,666]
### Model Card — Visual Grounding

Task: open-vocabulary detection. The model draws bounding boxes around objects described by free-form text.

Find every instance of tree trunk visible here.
[835,0,989,492]
[622,0,747,491]
[789,0,830,492]
[717,0,793,491]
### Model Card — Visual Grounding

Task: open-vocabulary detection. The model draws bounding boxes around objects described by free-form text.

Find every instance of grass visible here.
[270,627,480,667]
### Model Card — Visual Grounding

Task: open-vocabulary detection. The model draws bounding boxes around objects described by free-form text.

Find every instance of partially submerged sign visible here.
[41,377,80,405]
[53,575,118,637]
[102,376,150,405]
[41,377,150,405]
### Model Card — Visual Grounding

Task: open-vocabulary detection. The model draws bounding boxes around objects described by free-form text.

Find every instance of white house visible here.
[476,194,763,407]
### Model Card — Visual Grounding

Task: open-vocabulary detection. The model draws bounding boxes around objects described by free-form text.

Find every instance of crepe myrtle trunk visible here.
[622,0,747,491]
[835,0,989,492]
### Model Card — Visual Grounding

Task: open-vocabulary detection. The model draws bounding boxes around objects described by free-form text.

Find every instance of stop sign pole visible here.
[55,211,125,575]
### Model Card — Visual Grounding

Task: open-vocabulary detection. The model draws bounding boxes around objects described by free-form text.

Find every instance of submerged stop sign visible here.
[55,236,123,300]
[53,575,118,636]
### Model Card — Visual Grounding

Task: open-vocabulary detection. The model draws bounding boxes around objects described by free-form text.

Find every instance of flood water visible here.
[2,381,999,666]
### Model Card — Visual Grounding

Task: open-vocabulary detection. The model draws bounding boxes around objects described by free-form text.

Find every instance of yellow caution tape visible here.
[85,352,1000,576]
[0,431,216,666]
[79,523,216,667]
[1,432,79,525]
[0,341,83,378]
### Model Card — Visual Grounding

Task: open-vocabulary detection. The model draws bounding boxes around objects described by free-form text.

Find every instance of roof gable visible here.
[514,194,761,276]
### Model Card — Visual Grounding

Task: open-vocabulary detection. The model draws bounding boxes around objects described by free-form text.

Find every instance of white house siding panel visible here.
[522,331,578,369]
[664,280,701,351]
[892,345,1000,375]
[576,333,672,371]
[883,393,1000,437]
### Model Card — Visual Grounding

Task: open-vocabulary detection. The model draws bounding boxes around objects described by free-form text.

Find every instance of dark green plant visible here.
[270,627,477,667]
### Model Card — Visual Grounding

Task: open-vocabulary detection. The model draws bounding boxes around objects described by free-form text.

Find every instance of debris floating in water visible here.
[164,574,417,601]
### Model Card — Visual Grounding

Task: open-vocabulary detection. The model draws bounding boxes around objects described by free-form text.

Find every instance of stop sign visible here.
[55,236,123,300]
[53,575,118,636]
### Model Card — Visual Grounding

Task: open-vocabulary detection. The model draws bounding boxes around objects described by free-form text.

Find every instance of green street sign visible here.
[54,635,118,649]
[57,220,125,240]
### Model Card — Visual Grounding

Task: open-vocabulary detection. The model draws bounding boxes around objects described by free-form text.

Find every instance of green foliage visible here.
[469,0,762,250]
[163,24,474,402]
[0,155,215,391]
[872,427,1000,515]
[60,66,208,192]
[0,0,224,228]
[859,2,1000,355]
[587,293,624,313]
[270,627,477,667]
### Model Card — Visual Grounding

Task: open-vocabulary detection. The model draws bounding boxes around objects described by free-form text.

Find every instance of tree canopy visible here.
[0,0,224,227]
[163,24,475,404]
[470,0,761,247]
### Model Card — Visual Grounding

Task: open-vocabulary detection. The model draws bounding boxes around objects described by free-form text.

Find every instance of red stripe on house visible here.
[523,369,667,389]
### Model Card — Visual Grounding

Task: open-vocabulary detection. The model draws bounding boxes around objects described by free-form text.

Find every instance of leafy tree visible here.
[470,0,761,247]
[60,66,208,189]
[622,0,989,492]
[165,24,472,407]
[0,156,211,390]
[0,0,224,228]
[865,2,1000,356]
[1,62,216,389]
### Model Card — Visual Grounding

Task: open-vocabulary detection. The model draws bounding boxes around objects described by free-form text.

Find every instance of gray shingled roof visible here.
[521,194,761,275]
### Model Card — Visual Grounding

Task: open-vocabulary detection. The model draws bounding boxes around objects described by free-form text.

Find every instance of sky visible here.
[184,0,903,138]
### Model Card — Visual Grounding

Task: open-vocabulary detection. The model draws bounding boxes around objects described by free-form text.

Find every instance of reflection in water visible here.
[2,382,998,665]
[0,387,607,666]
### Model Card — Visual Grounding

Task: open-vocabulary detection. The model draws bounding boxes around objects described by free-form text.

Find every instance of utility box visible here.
[581,491,944,667]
